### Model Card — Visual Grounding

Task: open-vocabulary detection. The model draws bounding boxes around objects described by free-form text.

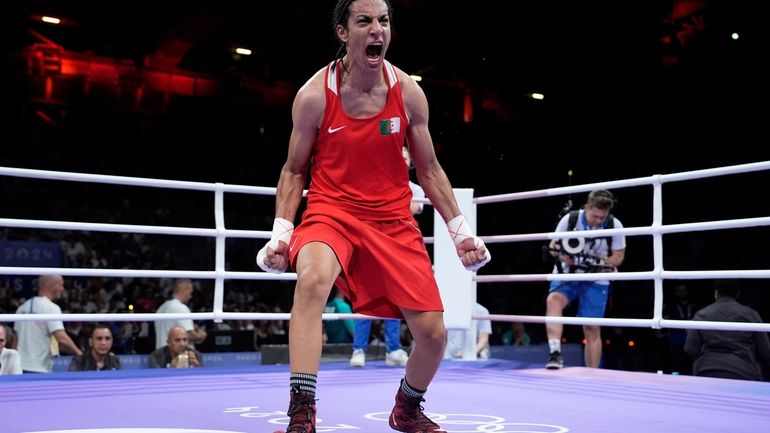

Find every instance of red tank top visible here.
[306,60,412,221]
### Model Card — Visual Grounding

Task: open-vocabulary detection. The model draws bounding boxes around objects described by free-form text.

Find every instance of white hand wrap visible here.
[447,215,492,271]
[256,217,294,274]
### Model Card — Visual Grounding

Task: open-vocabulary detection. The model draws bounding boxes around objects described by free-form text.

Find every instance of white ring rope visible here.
[0,218,238,237]
[481,216,770,245]
[476,270,770,283]
[6,312,375,323]
[1,162,769,334]
[0,166,277,195]
[474,160,770,204]
[0,267,294,280]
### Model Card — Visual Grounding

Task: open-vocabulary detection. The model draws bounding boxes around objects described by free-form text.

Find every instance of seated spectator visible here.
[149,326,203,368]
[0,324,22,375]
[685,280,770,381]
[69,324,122,371]
[253,320,270,350]
[445,302,492,359]
[663,282,699,375]
[323,287,354,344]
[501,322,531,346]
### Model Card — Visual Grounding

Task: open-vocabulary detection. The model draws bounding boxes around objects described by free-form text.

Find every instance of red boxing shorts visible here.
[288,205,443,319]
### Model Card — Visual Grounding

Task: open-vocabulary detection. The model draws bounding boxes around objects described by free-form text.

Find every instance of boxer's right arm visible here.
[257,71,325,273]
[275,72,325,222]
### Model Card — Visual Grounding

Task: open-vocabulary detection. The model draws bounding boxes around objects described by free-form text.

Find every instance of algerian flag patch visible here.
[379,117,401,135]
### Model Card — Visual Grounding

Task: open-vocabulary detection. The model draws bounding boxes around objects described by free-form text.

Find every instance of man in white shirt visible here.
[0,324,22,375]
[154,279,207,349]
[403,145,426,216]
[445,302,492,360]
[14,275,83,373]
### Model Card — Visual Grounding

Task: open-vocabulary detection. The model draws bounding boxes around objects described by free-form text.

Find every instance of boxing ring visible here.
[2,161,770,433]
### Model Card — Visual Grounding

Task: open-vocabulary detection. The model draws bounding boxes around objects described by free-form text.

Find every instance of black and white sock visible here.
[290,372,317,397]
[548,339,561,354]
[400,377,426,399]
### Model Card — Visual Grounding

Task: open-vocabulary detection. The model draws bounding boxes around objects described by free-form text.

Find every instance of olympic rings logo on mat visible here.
[222,406,570,432]
[364,412,569,433]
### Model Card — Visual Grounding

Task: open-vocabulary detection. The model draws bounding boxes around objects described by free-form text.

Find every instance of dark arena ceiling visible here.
[1,0,768,186]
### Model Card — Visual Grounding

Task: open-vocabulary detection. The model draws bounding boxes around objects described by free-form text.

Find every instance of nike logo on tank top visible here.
[308,60,412,221]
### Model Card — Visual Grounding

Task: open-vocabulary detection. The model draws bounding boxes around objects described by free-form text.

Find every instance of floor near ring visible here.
[2,359,768,433]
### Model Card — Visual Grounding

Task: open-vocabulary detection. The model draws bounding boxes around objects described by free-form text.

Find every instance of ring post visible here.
[434,188,477,359]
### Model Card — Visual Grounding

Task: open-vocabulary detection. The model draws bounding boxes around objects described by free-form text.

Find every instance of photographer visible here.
[544,189,626,369]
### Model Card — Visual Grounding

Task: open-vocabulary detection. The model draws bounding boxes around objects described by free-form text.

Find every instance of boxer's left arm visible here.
[398,68,490,271]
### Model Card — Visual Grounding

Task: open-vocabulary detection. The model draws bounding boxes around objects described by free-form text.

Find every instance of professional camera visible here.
[560,237,585,255]
[542,243,615,274]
